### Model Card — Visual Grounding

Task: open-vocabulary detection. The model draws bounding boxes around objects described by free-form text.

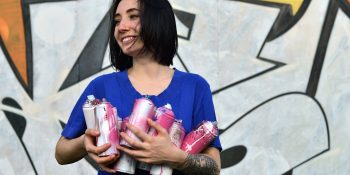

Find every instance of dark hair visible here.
[109,0,178,71]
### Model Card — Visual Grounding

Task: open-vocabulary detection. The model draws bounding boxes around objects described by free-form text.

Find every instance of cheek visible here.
[114,27,119,40]
[134,22,141,32]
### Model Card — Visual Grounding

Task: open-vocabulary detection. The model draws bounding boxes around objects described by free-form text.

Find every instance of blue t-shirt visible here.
[62,69,222,175]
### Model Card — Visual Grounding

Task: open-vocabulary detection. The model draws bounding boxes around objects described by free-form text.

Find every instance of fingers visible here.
[88,154,119,173]
[147,119,167,135]
[85,128,100,137]
[119,132,145,149]
[117,146,161,165]
[117,145,147,159]
[99,164,117,173]
[89,153,118,165]
[86,142,111,155]
[125,123,151,142]
[84,128,111,155]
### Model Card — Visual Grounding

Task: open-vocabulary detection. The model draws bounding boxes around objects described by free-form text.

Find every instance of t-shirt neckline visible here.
[120,68,179,101]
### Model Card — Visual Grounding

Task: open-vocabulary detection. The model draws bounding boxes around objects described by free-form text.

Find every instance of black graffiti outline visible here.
[337,0,350,17]
[59,8,112,91]
[219,91,331,174]
[230,0,312,41]
[0,0,78,100]
[211,0,292,94]
[306,0,341,97]
[213,0,348,172]
[1,98,38,175]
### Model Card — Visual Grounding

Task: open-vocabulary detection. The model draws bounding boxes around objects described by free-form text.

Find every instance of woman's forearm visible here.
[55,135,87,165]
[178,153,220,175]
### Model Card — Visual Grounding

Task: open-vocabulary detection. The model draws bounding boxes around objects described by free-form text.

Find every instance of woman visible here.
[55,0,221,174]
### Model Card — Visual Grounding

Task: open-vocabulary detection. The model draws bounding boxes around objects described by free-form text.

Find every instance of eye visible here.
[114,18,121,26]
[130,14,139,20]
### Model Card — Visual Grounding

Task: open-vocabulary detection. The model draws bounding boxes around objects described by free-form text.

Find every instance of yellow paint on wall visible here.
[261,0,304,15]
[0,0,28,85]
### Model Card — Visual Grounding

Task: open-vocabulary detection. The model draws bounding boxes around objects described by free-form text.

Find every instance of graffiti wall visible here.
[0,0,349,174]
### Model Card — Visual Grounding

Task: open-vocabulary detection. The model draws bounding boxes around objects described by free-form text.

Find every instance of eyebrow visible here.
[115,8,140,18]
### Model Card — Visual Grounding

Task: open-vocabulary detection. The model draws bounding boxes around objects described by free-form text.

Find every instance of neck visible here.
[129,54,172,80]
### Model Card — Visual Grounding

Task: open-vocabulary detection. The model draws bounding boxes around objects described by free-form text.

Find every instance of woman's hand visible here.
[117,119,187,167]
[84,129,119,173]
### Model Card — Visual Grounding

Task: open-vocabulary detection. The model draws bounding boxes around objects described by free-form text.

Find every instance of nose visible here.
[118,18,129,32]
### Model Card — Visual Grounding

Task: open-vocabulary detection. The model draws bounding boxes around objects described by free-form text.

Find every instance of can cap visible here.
[165,103,172,109]
[174,119,182,123]
[87,95,95,101]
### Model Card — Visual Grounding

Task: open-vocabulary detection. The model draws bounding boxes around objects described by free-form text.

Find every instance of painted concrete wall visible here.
[0,0,349,174]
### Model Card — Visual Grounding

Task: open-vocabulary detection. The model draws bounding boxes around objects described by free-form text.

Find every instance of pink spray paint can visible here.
[117,116,123,132]
[82,95,100,129]
[150,120,185,175]
[95,101,120,156]
[168,120,186,148]
[119,117,129,143]
[120,98,156,147]
[113,152,137,174]
[148,104,176,136]
[121,117,129,132]
[113,117,135,174]
[138,104,176,171]
[181,121,218,154]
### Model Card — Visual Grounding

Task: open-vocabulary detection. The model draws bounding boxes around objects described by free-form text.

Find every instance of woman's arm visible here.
[55,129,119,173]
[177,147,220,175]
[55,135,87,165]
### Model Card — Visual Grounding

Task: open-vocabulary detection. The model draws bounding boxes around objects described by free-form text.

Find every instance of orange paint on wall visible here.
[0,0,28,85]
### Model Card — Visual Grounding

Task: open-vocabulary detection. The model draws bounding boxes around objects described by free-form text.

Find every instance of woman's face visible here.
[114,0,143,57]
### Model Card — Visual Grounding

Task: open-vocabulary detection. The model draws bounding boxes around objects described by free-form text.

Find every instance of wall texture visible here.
[0,0,349,174]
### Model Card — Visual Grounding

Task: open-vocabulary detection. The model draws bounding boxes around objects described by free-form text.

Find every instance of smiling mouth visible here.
[122,36,136,45]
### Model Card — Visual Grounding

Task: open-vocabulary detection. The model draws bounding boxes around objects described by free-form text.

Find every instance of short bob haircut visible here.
[109,0,178,71]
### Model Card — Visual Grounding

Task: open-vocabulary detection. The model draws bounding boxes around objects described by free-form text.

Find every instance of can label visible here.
[95,102,120,156]
[120,98,156,147]
[113,152,136,174]
[82,95,100,129]
[148,104,175,136]
[181,121,218,154]
[150,120,185,175]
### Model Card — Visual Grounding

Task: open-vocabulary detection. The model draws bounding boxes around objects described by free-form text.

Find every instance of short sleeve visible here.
[61,81,96,139]
[193,77,222,152]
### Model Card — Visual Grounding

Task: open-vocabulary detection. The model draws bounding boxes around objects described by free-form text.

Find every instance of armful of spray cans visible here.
[82,96,218,174]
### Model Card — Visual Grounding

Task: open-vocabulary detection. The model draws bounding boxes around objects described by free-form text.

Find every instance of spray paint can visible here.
[138,104,176,171]
[148,104,175,136]
[113,152,136,174]
[82,95,100,129]
[95,101,120,156]
[120,98,156,147]
[121,117,129,132]
[117,116,123,132]
[150,120,185,175]
[181,121,218,154]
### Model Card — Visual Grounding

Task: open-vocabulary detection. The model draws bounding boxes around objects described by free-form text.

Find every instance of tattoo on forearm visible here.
[179,154,220,175]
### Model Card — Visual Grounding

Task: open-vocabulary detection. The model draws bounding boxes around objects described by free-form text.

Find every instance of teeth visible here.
[122,36,135,43]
